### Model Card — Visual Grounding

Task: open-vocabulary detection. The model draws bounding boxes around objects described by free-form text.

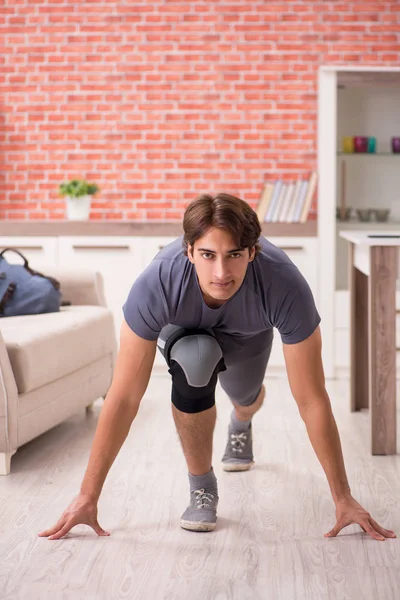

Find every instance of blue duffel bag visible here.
[0,248,62,317]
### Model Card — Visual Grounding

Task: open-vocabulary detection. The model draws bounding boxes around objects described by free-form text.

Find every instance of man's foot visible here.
[221,421,254,471]
[180,487,219,532]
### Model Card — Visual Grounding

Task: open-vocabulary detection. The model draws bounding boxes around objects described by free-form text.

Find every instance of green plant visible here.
[59,179,100,198]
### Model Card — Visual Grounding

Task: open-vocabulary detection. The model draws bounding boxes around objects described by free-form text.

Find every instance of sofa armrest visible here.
[44,268,107,307]
[0,331,19,456]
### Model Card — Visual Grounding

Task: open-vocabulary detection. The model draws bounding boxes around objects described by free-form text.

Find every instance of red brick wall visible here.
[1,1,399,220]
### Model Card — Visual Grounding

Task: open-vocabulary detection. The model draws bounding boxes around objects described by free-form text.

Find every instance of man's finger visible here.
[91,521,110,536]
[324,522,343,537]
[48,522,75,540]
[363,522,385,541]
[369,518,396,538]
[38,520,66,537]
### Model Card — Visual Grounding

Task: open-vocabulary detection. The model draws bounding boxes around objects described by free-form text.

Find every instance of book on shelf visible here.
[271,182,287,222]
[299,171,318,223]
[279,182,296,223]
[255,183,274,222]
[256,172,318,223]
[274,183,290,222]
[273,183,289,223]
[287,179,302,222]
[264,181,283,222]
[293,180,309,222]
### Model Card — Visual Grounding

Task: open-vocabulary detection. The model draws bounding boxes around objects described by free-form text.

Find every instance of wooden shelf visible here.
[262,221,317,237]
[336,220,400,230]
[337,152,400,157]
[0,220,318,238]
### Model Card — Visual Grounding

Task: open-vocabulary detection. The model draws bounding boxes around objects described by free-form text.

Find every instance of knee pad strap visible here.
[165,330,226,413]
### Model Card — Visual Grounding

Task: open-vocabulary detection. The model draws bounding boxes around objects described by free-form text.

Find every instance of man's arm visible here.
[80,320,157,501]
[283,326,396,541]
[282,326,351,503]
[38,320,157,540]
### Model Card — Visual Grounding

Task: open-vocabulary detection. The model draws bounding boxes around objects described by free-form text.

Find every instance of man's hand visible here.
[38,493,110,540]
[325,495,396,541]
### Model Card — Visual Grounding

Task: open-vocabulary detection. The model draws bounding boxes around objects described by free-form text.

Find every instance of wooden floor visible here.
[1,371,399,600]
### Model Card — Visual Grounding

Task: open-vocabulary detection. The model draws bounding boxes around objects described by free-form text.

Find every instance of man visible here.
[39,193,396,541]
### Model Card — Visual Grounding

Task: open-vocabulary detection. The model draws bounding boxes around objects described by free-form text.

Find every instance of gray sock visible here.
[230,410,251,432]
[188,467,218,493]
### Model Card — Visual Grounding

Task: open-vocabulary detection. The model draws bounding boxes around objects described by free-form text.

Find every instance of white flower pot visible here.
[65,195,92,220]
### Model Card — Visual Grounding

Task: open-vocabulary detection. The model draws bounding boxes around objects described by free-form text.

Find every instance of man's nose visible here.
[214,259,229,279]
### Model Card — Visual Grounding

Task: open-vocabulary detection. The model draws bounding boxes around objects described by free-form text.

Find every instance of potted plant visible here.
[59,179,100,220]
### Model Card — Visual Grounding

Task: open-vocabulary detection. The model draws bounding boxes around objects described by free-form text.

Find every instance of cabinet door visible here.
[58,237,144,341]
[142,236,178,269]
[0,236,58,270]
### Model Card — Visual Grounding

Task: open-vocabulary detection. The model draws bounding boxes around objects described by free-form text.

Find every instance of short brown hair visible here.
[182,193,262,257]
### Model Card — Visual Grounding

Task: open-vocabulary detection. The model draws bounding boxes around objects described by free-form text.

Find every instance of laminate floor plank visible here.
[0,373,399,600]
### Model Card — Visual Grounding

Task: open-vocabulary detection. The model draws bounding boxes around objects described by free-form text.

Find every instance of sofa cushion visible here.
[0,306,116,394]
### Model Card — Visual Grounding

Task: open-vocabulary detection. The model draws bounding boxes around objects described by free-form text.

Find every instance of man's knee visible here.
[158,327,226,414]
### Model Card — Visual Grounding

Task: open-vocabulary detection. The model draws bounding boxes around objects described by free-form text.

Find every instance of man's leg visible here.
[157,324,226,531]
[171,403,216,476]
[218,330,273,471]
[233,383,265,422]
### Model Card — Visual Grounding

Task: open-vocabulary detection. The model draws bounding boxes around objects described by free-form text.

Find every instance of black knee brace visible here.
[158,326,226,414]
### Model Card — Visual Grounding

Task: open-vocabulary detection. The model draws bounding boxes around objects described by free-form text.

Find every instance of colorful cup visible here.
[342,137,354,153]
[354,136,368,153]
[367,137,376,153]
[392,137,400,153]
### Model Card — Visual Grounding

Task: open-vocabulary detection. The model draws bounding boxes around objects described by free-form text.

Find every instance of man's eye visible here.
[201,253,242,259]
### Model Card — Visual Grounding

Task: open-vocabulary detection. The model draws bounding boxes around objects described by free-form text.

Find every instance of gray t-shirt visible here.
[122,236,320,357]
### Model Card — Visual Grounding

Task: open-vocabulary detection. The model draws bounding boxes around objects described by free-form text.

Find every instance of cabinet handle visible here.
[278,246,305,252]
[3,245,44,251]
[72,245,130,250]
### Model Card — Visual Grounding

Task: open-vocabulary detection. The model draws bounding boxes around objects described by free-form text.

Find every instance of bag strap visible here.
[0,282,16,315]
[0,247,29,267]
[0,247,60,291]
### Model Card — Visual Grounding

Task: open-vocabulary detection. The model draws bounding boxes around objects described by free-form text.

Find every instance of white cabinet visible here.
[58,237,144,340]
[0,236,58,270]
[142,236,177,269]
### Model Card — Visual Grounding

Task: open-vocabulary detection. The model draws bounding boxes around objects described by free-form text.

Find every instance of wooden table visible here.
[339,230,399,455]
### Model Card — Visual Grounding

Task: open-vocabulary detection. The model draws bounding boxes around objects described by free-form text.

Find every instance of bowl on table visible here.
[336,206,352,221]
[356,208,372,222]
[373,209,390,222]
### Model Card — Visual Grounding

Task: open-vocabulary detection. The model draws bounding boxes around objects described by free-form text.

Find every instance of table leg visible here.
[349,244,369,412]
[369,246,397,455]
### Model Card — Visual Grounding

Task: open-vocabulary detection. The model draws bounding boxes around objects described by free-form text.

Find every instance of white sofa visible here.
[0,268,117,474]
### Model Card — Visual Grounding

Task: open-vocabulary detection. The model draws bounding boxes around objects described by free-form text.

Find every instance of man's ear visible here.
[248,247,256,262]
[187,244,195,264]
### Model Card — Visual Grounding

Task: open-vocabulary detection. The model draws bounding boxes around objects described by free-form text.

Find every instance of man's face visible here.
[187,227,255,308]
